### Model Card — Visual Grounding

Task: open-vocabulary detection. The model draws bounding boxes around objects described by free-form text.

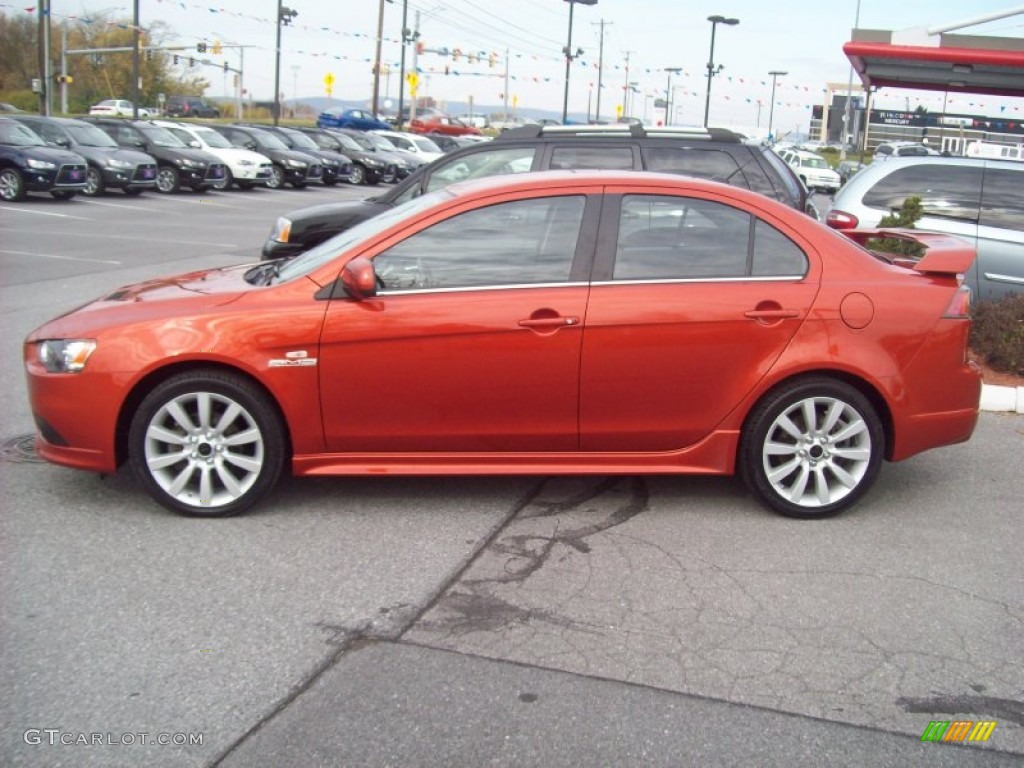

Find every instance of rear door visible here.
[978,164,1024,300]
[579,187,819,452]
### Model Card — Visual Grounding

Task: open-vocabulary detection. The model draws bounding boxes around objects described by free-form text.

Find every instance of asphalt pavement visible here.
[2,184,1021,767]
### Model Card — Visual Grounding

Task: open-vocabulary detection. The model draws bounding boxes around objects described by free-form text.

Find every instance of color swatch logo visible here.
[921,720,997,743]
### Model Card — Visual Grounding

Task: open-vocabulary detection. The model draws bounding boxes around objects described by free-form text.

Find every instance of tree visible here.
[0,12,38,107]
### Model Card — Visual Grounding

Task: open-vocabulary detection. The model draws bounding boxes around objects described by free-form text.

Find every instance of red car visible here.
[408,113,482,137]
[24,171,981,519]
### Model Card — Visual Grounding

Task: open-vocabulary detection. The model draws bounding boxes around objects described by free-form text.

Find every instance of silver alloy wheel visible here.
[212,167,233,191]
[267,165,285,189]
[156,167,179,193]
[0,168,24,201]
[761,396,872,509]
[142,391,265,510]
[84,167,104,196]
[349,164,366,185]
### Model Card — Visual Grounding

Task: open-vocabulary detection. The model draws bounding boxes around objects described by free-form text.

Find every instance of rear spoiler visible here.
[840,228,975,277]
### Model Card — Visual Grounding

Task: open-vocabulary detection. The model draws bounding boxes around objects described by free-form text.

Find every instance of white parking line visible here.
[0,206,90,221]
[156,196,247,209]
[0,249,122,264]
[74,198,169,212]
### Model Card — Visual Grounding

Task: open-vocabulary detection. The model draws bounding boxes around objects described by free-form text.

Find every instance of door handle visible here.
[518,316,580,328]
[744,309,800,320]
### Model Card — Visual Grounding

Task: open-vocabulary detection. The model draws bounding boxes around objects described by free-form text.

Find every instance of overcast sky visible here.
[33,0,1024,130]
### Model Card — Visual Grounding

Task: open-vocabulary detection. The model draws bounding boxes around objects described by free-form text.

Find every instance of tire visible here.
[739,377,883,519]
[156,166,180,193]
[84,167,105,196]
[128,370,286,517]
[50,190,76,199]
[212,167,234,191]
[123,187,144,196]
[348,164,366,185]
[380,168,396,184]
[266,165,285,190]
[0,169,26,202]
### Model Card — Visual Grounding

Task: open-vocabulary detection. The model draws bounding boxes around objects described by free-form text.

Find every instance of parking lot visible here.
[2,186,1022,767]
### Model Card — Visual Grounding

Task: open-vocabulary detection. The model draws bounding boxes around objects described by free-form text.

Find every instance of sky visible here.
[20,0,1024,131]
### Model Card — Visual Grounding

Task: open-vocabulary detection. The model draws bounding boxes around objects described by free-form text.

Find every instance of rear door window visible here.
[979,167,1024,232]
[862,165,982,222]
[548,145,636,170]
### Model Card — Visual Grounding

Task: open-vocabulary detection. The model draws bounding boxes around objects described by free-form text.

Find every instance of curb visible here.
[980,384,1024,413]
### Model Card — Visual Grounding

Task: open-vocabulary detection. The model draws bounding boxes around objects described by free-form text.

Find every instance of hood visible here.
[17,145,85,165]
[74,145,153,164]
[27,263,253,341]
[177,147,222,165]
[207,146,269,165]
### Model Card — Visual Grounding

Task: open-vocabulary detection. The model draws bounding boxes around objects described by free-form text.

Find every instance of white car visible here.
[89,100,151,118]
[779,149,840,193]
[153,120,273,190]
[455,113,489,129]
[370,130,445,164]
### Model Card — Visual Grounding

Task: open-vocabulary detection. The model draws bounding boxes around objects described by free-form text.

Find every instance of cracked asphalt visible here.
[2,188,1022,766]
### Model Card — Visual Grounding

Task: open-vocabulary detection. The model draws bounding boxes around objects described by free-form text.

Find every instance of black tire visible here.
[0,168,25,201]
[84,167,105,196]
[128,370,286,517]
[739,377,883,519]
[156,166,180,193]
[348,164,366,185]
[212,167,234,191]
[50,190,76,199]
[266,165,285,190]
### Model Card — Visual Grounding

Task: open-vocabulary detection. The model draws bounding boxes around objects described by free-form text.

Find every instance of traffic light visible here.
[197,42,207,53]
[416,41,425,54]
[145,49,153,61]
[223,61,228,72]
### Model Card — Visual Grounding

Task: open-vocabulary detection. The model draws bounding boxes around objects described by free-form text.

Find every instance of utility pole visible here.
[621,50,632,117]
[131,0,140,118]
[60,26,67,114]
[504,47,510,120]
[371,0,386,115]
[592,20,610,122]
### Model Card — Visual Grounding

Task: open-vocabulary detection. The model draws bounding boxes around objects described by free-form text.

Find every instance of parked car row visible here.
[0,115,462,200]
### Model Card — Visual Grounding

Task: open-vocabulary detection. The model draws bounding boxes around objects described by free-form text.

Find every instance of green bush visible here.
[971,294,1024,376]
[869,196,925,259]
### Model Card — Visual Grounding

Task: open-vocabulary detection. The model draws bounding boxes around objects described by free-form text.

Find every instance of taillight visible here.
[944,285,971,318]
[826,209,859,230]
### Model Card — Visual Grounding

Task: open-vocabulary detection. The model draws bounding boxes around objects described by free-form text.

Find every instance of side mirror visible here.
[245,141,257,151]
[55,137,71,148]
[189,140,201,148]
[341,257,377,299]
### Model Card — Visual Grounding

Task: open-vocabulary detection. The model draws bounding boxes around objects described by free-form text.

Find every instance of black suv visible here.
[12,115,157,196]
[253,125,352,187]
[207,124,323,189]
[262,124,816,260]
[165,95,221,118]
[84,118,227,193]
[0,117,87,201]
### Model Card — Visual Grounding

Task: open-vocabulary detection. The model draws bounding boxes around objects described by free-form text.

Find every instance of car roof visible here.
[494,123,743,143]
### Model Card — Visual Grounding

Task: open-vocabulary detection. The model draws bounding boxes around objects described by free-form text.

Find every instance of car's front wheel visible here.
[740,378,883,519]
[128,370,286,517]
[212,167,234,191]
[0,168,26,201]
[348,164,366,185]
[156,167,180,193]
[84,167,105,196]
[266,165,285,190]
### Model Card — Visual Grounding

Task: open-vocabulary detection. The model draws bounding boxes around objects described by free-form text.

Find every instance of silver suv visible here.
[826,156,1024,301]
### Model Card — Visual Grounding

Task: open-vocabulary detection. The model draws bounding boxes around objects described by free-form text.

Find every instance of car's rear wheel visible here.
[0,169,26,202]
[84,167,105,196]
[740,378,883,519]
[156,167,180,193]
[212,167,233,191]
[128,370,286,517]
[266,165,285,189]
[348,164,366,185]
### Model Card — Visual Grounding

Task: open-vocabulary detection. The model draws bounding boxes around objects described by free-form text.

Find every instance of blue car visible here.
[317,108,391,131]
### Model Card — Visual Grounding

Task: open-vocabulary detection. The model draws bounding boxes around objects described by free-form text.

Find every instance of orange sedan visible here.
[24,171,981,518]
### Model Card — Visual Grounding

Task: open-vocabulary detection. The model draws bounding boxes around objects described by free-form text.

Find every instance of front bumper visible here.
[23,163,88,192]
[102,163,157,189]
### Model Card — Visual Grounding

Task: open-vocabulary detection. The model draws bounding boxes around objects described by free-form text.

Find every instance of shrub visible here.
[971,294,1024,376]
[870,196,925,258]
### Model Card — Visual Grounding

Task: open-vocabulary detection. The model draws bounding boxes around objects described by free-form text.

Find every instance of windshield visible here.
[195,128,232,148]
[66,122,117,147]
[801,156,829,169]
[250,130,288,150]
[413,136,441,153]
[331,133,362,152]
[0,122,45,146]
[274,188,457,283]
[282,130,319,150]
[346,132,376,150]
[137,125,187,148]
[310,132,340,150]
[363,133,395,150]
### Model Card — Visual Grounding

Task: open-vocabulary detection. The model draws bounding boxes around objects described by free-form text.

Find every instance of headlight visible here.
[27,158,57,170]
[285,158,307,168]
[271,217,292,243]
[365,158,384,168]
[106,158,134,169]
[37,340,97,373]
[178,158,204,169]
[238,159,255,166]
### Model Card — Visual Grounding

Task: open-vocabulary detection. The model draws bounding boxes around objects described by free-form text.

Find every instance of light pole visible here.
[396,0,411,129]
[561,0,597,124]
[663,67,681,126]
[767,70,787,141]
[703,14,738,128]
[274,0,298,126]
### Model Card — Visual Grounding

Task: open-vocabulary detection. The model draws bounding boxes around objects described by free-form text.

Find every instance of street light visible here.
[561,0,597,124]
[703,14,738,128]
[767,70,787,141]
[273,0,298,126]
[663,67,681,126]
